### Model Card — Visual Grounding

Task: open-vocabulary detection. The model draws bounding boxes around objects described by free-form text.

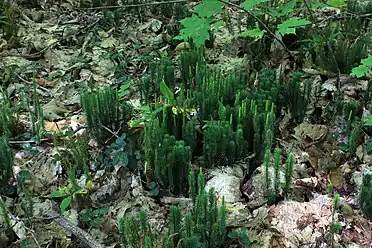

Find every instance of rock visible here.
[244,164,286,206]
[270,194,332,248]
[205,166,242,204]
[150,19,162,33]
[351,164,372,192]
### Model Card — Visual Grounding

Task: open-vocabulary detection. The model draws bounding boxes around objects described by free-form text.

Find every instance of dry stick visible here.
[217,0,293,57]
[16,74,52,96]
[100,124,120,139]
[79,0,190,10]
[41,207,105,248]
[302,0,341,90]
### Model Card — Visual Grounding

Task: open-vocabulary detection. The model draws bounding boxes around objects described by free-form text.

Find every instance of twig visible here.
[78,0,189,10]
[100,124,120,139]
[16,74,52,95]
[4,40,59,59]
[302,0,341,90]
[9,138,50,145]
[41,207,105,248]
[9,126,89,144]
[217,0,293,57]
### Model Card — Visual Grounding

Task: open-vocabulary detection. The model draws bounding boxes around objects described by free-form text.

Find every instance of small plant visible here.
[48,164,87,214]
[273,147,281,196]
[119,209,152,248]
[347,119,362,154]
[81,87,131,144]
[137,57,175,103]
[0,89,14,138]
[80,207,109,228]
[360,173,372,219]
[24,85,45,144]
[154,134,191,195]
[264,146,273,203]
[328,194,341,245]
[203,120,235,167]
[0,197,11,230]
[327,183,334,198]
[99,133,129,171]
[351,55,372,78]
[0,1,19,41]
[117,81,131,101]
[119,170,227,248]
[284,152,295,195]
[68,135,90,180]
[282,72,312,123]
[163,170,227,247]
[0,135,13,193]
[227,227,250,247]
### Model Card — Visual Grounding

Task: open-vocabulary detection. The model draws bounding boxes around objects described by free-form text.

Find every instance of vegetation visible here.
[0,0,372,247]
[360,173,372,219]
[119,169,227,248]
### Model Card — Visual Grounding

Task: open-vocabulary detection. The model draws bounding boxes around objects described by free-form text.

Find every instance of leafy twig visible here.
[217,0,293,57]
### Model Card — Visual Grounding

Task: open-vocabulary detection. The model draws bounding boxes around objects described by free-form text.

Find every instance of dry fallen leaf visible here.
[44,120,70,134]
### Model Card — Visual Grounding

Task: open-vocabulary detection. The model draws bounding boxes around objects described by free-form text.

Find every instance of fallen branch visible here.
[41,207,105,248]
[79,0,189,10]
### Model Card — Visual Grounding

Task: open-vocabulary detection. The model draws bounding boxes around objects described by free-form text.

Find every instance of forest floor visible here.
[1,0,372,248]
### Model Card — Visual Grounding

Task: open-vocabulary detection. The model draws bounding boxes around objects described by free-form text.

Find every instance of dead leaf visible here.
[44,120,70,134]
[294,123,328,141]
[329,168,343,188]
[42,99,70,121]
[36,78,56,88]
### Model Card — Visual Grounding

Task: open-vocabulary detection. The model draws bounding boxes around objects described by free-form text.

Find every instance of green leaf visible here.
[364,118,372,127]
[149,181,159,196]
[338,142,349,152]
[277,17,311,35]
[118,82,131,98]
[60,196,72,214]
[241,0,269,11]
[49,188,69,198]
[239,28,266,39]
[194,0,225,17]
[268,1,296,17]
[351,56,372,78]
[366,140,372,154]
[98,207,109,215]
[326,0,345,8]
[211,20,225,30]
[160,80,174,103]
[176,14,212,47]
[218,101,226,120]
[81,214,92,222]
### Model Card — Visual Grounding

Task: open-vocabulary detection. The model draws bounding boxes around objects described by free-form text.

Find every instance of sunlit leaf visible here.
[277,17,311,35]
[239,28,266,39]
[160,80,174,103]
[60,196,71,214]
[194,0,225,17]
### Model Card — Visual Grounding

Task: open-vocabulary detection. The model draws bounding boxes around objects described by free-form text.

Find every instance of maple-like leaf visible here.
[351,55,372,78]
[277,17,311,35]
[240,28,266,39]
[268,1,296,17]
[174,14,212,47]
[241,0,269,12]
[194,0,225,17]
